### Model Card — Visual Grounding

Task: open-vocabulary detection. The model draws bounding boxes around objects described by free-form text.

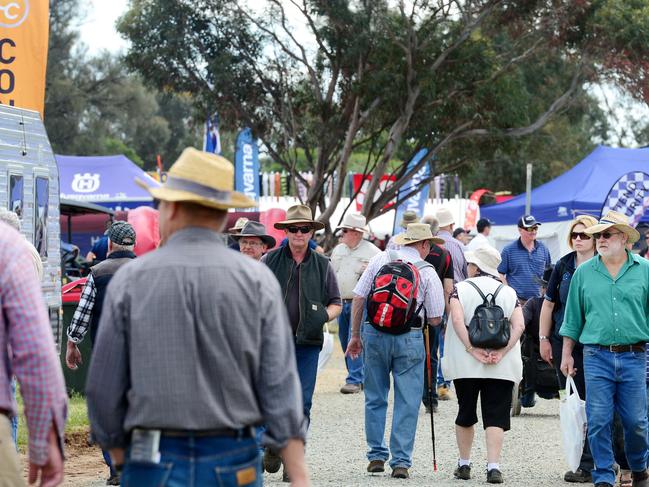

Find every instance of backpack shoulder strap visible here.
[413,260,434,271]
[465,279,488,303]
[492,283,504,302]
[388,250,399,261]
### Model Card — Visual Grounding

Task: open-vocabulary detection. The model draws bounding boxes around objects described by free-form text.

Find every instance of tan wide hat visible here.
[436,207,455,228]
[399,211,420,229]
[336,213,369,234]
[274,204,325,231]
[136,147,256,210]
[584,210,640,243]
[228,217,249,233]
[465,246,502,277]
[393,223,444,246]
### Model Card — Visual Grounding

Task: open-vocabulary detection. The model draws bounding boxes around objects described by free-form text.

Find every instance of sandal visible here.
[619,469,632,487]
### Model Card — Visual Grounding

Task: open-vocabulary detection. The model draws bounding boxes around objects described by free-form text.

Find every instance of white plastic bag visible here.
[560,375,588,473]
[317,322,334,374]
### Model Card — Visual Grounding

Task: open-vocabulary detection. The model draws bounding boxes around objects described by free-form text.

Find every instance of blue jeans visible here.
[120,434,261,487]
[295,344,321,423]
[436,323,450,388]
[363,325,425,468]
[338,301,364,385]
[583,346,648,485]
[10,379,17,448]
[103,449,116,477]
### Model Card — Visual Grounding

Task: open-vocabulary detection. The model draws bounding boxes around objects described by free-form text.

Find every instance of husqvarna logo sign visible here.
[0,1,29,28]
[72,173,100,193]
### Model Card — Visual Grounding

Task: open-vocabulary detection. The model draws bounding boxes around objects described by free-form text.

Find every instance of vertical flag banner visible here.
[203,113,222,154]
[0,1,49,117]
[601,171,649,226]
[392,149,430,235]
[234,127,260,208]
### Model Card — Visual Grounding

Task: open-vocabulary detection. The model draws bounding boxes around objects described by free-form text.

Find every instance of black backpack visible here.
[465,280,511,349]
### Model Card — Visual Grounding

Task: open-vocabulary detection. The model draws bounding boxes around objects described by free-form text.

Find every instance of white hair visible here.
[0,208,20,231]
[109,242,135,253]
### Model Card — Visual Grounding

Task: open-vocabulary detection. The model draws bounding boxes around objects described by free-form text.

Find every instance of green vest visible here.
[265,246,330,346]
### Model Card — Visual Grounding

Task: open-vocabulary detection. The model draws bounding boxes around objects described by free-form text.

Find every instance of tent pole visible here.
[525,163,533,215]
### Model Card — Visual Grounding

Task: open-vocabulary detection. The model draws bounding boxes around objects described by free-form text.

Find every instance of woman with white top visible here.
[442,245,525,484]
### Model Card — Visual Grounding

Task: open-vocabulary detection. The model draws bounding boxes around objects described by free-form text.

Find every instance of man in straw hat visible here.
[331,213,380,394]
[232,221,276,261]
[86,148,309,486]
[560,210,649,487]
[347,223,445,479]
[263,204,341,481]
[385,210,420,250]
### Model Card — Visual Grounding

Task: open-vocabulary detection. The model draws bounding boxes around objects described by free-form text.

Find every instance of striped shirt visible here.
[438,230,468,283]
[354,245,445,320]
[0,223,67,465]
[498,238,551,300]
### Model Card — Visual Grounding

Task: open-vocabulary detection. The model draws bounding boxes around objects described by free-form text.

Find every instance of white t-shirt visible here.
[331,239,380,299]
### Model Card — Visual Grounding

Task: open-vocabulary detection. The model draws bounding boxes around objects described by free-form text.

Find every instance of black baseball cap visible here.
[476,218,492,232]
[517,214,541,228]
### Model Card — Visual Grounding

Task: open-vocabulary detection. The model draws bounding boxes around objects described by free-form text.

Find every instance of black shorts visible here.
[454,378,514,431]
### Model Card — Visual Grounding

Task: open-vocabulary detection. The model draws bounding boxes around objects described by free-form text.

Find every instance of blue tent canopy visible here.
[480,145,649,225]
[57,154,160,210]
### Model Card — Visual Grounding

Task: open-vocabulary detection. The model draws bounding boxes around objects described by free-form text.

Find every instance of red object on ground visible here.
[62,278,87,304]
[127,206,160,255]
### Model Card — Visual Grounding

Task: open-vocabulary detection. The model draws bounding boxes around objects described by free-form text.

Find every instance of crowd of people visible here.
[1,147,649,487]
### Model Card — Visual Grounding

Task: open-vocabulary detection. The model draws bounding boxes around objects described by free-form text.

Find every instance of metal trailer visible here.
[0,105,62,344]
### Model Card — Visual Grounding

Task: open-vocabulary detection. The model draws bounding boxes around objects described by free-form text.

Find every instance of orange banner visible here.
[0,1,49,117]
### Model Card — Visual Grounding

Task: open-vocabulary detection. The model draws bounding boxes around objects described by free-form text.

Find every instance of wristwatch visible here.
[539,335,549,341]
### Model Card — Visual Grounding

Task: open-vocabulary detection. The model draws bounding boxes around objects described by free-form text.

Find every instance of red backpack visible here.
[367,251,431,335]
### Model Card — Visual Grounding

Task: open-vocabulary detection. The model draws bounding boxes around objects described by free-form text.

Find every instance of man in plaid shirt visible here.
[0,222,67,486]
[66,221,137,485]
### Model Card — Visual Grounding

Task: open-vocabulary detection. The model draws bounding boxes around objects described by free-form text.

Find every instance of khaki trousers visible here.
[0,415,25,487]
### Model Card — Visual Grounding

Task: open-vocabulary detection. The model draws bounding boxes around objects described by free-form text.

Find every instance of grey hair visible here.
[421,215,439,235]
[0,208,20,231]
[109,242,135,253]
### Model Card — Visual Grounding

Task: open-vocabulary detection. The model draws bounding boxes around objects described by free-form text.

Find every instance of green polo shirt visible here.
[560,250,649,346]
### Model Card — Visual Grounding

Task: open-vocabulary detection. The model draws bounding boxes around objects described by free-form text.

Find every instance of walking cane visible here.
[423,322,438,472]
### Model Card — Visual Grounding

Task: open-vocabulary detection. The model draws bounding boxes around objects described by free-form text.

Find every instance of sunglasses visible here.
[570,232,591,241]
[593,231,623,240]
[523,226,538,232]
[287,226,312,234]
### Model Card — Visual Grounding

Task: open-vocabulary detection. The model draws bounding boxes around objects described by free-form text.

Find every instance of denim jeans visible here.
[436,323,450,388]
[338,301,364,385]
[295,344,321,423]
[120,434,261,487]
[363,325,425,469]
[10,379,17,448]
[583,345,648,485]
[422,324,439,408]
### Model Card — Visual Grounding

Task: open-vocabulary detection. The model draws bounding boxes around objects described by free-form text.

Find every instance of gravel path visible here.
[266,338,572,487]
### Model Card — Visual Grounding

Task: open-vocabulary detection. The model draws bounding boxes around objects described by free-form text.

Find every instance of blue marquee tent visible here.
[480,145,649,225]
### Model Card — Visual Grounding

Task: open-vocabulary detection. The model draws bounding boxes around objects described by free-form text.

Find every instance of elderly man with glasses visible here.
[232,221,276,261]
[560,211,649,487]
[263,204,342,481]
[498,215,551,305]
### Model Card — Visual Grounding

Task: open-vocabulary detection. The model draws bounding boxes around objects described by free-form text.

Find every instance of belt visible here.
[594,343,646,353]
[342,298,354,304]
[159,427,254,438]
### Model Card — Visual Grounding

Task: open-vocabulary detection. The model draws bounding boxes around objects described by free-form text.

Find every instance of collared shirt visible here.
[438,230,468,282]
[466,232,493,251]
[331,239,380,299]
[0,224,67,465]
[560,250,649,346]
[86,227,306,451]
[498,238,551,300]
[354,245,445,320]
[67,274,97,344]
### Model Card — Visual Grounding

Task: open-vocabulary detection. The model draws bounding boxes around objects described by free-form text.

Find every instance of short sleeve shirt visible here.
[497,238,551,300]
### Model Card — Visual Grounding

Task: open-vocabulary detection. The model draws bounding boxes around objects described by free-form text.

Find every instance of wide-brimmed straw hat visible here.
[584,210,640,243]
[465,246,502,278]
[136,147,256,210]
[399,211,420,229]
[393,223,444,246]
[436,207,455,228]
[228,217,249,233]
[274,205,325,231]
[232,221,276,248]
[336,213,369,235]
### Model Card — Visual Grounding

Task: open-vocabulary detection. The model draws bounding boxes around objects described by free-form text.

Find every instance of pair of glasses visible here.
[524,226,538,233]
[287,226,312,234]
[571,232,591,241]
[593,231,623,240]
[239,240,263,247]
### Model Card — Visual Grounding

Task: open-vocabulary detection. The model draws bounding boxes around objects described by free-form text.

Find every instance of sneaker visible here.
[367,460,385,473]
[263,448,282,473]
[340,383,362,394]
[563,468,592,483]
[437,385,453,401]
[106,474,120,486]
[453,464,471,480]
[391,467,409,479]
[487,468,503,484]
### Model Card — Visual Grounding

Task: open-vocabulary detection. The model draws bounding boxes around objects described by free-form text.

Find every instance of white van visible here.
[0,105,62,342]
